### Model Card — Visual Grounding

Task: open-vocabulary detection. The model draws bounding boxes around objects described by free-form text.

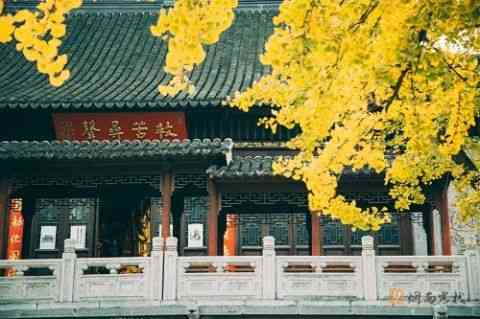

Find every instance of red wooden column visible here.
[161,172,173,239]
[440,188,452,256]
[311,212,322,256]
[0,179,10,259]
[207,179,219,256]
[399,213,414,255]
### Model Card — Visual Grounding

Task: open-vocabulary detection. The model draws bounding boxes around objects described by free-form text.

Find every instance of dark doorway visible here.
[97,185,157,257]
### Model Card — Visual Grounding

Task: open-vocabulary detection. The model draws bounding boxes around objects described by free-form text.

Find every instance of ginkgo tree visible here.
[2,0,480,231]
[0,0,80,86]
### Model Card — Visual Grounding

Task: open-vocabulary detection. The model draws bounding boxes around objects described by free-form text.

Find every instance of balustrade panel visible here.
[376,256,470,301]
[0,259,62,302]
[74,257,151,302]
[276,256,364,300]
[176,256,263,300]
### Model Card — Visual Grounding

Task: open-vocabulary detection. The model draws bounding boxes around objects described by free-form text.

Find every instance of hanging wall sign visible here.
[39,225,57,250]
[53,112,188,141]
[188,224,204,248]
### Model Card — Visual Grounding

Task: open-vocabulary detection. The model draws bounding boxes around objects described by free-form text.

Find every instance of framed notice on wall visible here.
[188,224,204,248]
[70,225,87,249]
[39,225,57,250]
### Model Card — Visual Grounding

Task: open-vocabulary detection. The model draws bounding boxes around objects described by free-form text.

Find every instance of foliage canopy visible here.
[2,0,480,231]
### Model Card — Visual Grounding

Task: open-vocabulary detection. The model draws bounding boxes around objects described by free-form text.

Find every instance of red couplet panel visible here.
[223,214,238,256]
[6,199,23,276]
[52,112,188,141]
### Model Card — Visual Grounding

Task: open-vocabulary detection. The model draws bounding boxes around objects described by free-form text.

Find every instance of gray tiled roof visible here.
[207,155,383,180]
[0,2,276,110]
[0,138,233,160]
[207,156,276,178]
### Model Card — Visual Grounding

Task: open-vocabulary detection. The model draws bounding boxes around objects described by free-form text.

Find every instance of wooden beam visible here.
[207,179,219,256]
[311,212,321,256]
[216,182,307,193]
[161,172,173,239]
[0,179,10,259]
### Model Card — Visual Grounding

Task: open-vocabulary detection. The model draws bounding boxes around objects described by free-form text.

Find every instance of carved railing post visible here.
[163,237,178,301]
[60,238,77,302]
[151,236,164,302]
[411,212,428,256]
[432,209,444,255]
[361,235,377,301]
[262,236,276,300]
[465,247,480,301]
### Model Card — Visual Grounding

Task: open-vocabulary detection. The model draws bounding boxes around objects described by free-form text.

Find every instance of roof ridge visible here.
[0,138,233,144]
[0,138,234,161]
[6,0,281,13]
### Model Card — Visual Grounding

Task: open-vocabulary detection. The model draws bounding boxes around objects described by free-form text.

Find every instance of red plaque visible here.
[53,112,188,141]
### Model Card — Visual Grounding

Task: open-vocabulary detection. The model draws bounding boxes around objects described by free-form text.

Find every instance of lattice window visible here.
[35,198,96,252]
[351,229,370,245]
[269,214,289,246]
[323,217,344,245]
[38,204,61,223]
[238,213,308,248]
[239,214,262,247]
[294,214,309,246]
[377,214,400,245]
[183,196,208,247]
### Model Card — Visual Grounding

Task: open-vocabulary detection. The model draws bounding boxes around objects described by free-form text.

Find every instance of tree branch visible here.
[383,66,411,110]
[433,47,468,82]
[349,0,380,32]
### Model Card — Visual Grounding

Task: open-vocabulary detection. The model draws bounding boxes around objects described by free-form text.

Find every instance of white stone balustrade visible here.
[0,236,478,309]
[175,255,263,300]
[276,255,363,300]
[74,256,151,302]
[376,255,470,300]
[0,259,62,303]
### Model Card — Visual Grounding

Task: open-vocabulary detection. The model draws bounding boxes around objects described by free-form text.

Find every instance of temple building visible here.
[0,0,456,261]
[0,1,479,318]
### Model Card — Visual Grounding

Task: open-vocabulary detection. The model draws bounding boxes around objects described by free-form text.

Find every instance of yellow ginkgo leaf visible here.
[0,15,15,43]
[13,9,34,23]
[45,54,68,75]
[49,69,70,87]
[23,48,40,62]
[50,24,66,38]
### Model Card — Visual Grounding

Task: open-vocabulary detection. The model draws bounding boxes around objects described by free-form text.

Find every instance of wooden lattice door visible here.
[237,212,310,256]
[31,198,97,258]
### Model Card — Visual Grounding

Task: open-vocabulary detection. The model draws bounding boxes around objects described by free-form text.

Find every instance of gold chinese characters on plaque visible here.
[53,112,188,141]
